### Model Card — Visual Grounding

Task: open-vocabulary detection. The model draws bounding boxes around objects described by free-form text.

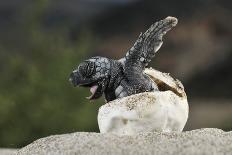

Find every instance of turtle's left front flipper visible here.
[123,17,178,72]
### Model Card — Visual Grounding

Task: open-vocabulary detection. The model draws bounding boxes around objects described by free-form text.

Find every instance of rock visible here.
[98,68,188,134]
[17,128,232,155]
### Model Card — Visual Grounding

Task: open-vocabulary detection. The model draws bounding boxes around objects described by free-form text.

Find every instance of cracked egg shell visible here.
[98,67,189,135]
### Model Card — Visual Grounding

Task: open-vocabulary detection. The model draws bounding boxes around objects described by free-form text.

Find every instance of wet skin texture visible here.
[69,17,178,102]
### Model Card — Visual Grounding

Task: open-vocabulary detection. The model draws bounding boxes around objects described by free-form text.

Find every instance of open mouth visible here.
[69,77,100,100]
[86,85,99,100]
[69,72,103,100]
[77,82,100,100]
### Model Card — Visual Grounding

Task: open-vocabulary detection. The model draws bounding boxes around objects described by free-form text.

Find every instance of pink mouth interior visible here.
[86,85,98,99]
[90,85,98,94]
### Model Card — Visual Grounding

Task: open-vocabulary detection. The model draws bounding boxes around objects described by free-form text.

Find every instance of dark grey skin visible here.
[69,17,178,102]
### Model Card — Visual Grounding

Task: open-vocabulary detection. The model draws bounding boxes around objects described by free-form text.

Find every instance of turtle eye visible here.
[79,61,96,78]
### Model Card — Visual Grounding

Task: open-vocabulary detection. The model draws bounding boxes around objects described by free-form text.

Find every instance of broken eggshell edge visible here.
[97,67,189,135]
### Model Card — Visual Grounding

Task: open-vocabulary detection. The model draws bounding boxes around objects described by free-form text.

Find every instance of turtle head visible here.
[69,57,111,100]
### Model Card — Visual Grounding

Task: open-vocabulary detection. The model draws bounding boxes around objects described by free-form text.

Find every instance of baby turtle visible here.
[69,16,178,102]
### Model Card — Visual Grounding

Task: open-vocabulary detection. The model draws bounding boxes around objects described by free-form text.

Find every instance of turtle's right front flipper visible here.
[117,17,178,96]
[123,17,178,73]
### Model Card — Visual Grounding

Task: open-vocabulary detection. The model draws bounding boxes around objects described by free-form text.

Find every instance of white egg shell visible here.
[98,68,189,135]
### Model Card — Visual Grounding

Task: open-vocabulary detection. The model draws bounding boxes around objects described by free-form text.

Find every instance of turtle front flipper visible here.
[123,17,178,74]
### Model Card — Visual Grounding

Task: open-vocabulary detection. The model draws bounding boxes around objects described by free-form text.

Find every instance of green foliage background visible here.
[0,0,103,147]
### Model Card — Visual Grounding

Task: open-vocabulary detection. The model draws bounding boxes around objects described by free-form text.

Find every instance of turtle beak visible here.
[69,70,95,87]
[69,71,79,87]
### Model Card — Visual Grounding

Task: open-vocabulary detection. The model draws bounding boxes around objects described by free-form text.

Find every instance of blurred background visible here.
[0,0,231,148]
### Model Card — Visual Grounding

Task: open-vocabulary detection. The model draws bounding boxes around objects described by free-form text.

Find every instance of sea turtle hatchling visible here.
[69,16,178,102]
